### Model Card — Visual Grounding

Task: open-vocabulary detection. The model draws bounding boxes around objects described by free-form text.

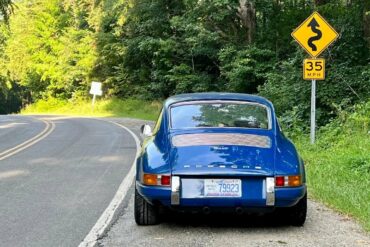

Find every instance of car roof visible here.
[164,92,273,108]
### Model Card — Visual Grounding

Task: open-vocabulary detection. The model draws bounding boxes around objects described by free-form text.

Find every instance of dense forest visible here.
[0,0,369,127]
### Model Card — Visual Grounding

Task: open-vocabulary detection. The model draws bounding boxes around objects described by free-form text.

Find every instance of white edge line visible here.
[0,119,55,161]
[78,120,140,247]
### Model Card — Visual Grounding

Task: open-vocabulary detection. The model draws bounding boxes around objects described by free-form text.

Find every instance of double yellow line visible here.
[0,118,55,161]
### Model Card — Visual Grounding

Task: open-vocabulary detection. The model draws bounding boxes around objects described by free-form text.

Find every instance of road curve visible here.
[0,116,138,247]
[0,116,47,155]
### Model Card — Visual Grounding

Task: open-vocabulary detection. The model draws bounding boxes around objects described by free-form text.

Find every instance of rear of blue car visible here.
[135,93,307,226]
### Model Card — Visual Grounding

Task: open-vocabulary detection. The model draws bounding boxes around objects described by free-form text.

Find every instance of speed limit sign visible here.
[303,58,325,80]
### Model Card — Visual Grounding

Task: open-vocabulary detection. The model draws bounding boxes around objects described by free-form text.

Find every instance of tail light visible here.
[161,175,171,186]
[143,174,157,185]
[275,176,285,186]
[275,175,302,187]
[143,174,171,186]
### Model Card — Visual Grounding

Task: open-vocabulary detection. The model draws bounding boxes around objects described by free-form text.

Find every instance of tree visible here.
[0,0,14,23]
[0,0,368,127]
[2,0,96,100]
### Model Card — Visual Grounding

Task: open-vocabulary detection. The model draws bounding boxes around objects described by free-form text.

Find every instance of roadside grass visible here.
[293,102,370,231]
[21,97,162,121]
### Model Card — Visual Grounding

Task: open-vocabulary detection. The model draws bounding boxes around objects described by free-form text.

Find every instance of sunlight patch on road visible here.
[98,155,122,163]
[0,169,29,180]
[0,123,28,129]
[28,157,59,166]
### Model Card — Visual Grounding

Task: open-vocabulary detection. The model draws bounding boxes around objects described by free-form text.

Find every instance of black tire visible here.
[288,193,307,226]
[134,188,160,225]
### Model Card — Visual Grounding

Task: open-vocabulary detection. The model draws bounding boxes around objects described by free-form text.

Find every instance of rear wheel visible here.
[134,188,160,225]
[288,193,307,226]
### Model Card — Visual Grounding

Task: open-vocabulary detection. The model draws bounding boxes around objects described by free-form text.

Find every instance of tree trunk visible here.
[237,0,256,45]
[364,11,370,48]
[364,0,370,49]
[0,0,14,23]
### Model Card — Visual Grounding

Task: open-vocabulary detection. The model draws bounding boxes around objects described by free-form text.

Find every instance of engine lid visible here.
[170,133,275,176]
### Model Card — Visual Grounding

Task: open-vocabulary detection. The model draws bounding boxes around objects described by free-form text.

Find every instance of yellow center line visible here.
[0,118,56,161]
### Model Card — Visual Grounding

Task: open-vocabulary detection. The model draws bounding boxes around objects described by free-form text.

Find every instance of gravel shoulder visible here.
[99,193,369,247]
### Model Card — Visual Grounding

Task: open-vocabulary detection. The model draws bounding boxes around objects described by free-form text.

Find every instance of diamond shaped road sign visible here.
[292,11,339,58]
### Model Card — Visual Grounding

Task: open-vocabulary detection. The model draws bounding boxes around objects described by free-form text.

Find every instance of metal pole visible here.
[92,94,96,110]
[310,79,316,144]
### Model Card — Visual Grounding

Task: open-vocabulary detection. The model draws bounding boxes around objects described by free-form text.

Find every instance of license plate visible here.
[204,179,242,198]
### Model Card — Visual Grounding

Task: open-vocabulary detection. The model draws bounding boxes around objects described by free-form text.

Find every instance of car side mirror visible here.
[141,124,153,137]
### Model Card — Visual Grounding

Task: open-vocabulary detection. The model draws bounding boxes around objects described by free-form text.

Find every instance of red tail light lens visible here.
[275,176,285,186]
[161,175,171,186]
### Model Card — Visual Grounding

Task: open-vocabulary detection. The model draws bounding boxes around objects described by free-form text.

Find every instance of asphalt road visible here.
[0,115,138,247]
[1,115,369,247]
[0,116,46,154]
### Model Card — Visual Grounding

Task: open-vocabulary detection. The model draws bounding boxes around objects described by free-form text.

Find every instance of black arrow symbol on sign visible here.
[307,17,322,51]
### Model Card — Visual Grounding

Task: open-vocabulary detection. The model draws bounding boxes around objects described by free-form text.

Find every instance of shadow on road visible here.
[160,211,293,229]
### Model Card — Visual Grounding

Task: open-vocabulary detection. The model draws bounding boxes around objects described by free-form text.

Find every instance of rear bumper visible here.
[136,181,306,208]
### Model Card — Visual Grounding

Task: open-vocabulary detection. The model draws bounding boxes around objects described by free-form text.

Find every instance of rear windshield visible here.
[170,101,270,129]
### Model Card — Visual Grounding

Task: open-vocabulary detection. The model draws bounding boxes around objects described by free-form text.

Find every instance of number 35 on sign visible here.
[303,58,325,80]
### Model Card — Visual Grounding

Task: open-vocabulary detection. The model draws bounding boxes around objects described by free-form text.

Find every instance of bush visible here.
[294,101,370,231]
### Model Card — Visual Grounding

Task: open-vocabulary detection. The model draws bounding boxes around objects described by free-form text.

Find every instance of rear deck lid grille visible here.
[172,133,271,149]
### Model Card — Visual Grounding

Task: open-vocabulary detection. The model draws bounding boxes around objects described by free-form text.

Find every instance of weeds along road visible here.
[0,115,369,247]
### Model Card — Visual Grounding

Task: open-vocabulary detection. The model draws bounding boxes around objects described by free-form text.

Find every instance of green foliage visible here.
[293,101,370,231]
[1,0,96,101]
[102,0,368,127]
[259,0,369,126]
[22,97,162,120]
[219,46,275,93]
[0,78,26,114]
[0,0,369,124]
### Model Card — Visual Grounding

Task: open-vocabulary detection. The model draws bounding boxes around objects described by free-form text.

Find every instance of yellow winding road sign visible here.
[292,12,339,58]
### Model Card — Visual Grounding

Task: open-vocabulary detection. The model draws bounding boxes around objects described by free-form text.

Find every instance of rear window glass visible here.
[170,102,270,129]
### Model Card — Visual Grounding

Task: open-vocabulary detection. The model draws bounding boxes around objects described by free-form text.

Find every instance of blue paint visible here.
[136,93,306,210]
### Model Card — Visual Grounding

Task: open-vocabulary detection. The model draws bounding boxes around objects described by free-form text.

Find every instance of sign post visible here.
[303,57,325,143]
[89,81,103,109]
[291,12,338,144]
[92,94,97,106]
[310,79,316,144]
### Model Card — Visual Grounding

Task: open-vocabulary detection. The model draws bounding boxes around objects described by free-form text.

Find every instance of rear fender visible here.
[275,134,304,177]
[275,135,304,177]
[136,139,171,181]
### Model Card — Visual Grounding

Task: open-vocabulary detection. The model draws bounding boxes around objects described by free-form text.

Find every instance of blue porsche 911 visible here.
[135,93,307,226]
